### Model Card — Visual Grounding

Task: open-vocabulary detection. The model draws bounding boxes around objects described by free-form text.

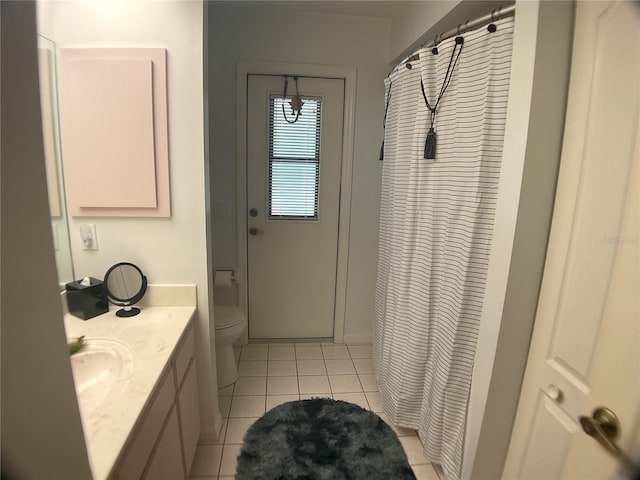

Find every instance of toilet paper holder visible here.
[214,270,235,287]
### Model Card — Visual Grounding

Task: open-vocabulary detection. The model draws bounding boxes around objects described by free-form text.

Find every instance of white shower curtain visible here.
[374,17,514,480]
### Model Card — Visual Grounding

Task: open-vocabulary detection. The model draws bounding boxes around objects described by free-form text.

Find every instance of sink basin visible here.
[70,338,134,418]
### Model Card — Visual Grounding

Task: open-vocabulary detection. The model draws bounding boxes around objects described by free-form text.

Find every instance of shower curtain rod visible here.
[389,4,515,75]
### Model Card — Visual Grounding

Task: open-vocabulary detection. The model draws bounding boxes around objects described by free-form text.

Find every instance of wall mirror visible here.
[104,262,148,317]
[37,34,74,287]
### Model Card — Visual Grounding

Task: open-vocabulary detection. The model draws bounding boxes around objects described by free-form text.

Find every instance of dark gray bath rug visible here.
[236,398,416,479]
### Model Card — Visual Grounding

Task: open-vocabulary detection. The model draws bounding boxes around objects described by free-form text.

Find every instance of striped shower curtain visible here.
[374,17,514,480]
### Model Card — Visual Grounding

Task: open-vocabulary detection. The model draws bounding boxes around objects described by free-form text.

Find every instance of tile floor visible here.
[189,343,445,480]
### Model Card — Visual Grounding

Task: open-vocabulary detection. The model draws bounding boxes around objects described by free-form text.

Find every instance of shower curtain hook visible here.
[432,35,440,55]
[488,9,498,33]
[457,24,462,36]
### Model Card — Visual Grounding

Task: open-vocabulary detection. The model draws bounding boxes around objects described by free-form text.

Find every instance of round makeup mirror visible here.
[104,262,147,317]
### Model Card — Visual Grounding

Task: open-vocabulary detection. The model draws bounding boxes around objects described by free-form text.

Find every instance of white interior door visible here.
[503,2,640,478]
[246,74,344,339]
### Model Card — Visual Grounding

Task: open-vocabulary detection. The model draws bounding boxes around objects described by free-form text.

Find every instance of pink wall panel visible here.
[58,48,170,217]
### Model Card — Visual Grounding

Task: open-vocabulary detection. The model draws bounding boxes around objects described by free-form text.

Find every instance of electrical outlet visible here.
[80,224,98,250]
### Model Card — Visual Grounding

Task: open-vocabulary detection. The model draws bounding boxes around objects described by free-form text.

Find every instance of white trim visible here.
[462,3,539,477]
[236,61,356,344]
[343,334,373,345]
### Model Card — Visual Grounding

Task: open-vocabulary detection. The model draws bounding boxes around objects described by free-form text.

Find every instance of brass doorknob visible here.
[579,407,633,469]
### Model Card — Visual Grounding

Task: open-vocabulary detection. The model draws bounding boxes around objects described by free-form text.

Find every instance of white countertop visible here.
[64,305,195,480]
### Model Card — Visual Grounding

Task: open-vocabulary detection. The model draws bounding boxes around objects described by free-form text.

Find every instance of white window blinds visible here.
[269,96,322,219]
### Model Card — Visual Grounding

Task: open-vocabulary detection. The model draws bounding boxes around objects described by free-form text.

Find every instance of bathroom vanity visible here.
[64,305,200,479]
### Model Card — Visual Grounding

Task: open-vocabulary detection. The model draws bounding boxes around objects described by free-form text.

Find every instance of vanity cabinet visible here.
[114,324,199,479]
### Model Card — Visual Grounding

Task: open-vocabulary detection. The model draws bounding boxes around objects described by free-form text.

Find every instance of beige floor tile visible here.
[347,344,373,359]
[225,417,258,444]
[190,444,223,476]
[229,395,265,418]
[240,345,268,361]
[268,342,294,347]
[268,345,295,360]
[237,360,267,376]
[297,359,327,376]
[377,412,417,437]
[266,394,299,411]
[299,393,333,400]
[325,359,356,375]
[219,396,232,418]
[399,436,429,466]
[321,344,350,359]
[268,360,297,376]
[295,345,323,359]
[233,376,266,396]
[358,373,379,392]
[266,376,299,394]
[333,392,369,410]
[413,464,440,480]
[295,341,320,346]
[298,375,331,394]
[353,358,375,374]
[365,391,384,412]
[329,375,362,393]
[219,444,243,476]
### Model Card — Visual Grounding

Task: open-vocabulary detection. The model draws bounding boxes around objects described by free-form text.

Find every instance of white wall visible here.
[208,3,391,342]
[1,2,92,477]
[387,0,513,64]
[388,0,462,62]
[37,0,221,440]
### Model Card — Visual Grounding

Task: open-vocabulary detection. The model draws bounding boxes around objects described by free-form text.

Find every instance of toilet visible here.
[214,304,247,388]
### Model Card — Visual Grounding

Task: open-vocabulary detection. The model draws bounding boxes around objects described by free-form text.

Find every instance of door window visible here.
[268,96,322,220]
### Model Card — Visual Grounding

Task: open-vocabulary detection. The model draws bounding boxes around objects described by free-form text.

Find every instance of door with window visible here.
[247,74,344,339]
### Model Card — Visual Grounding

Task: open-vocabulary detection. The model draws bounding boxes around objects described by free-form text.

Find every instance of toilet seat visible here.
[214,305,244,329]
[213,304,247,387]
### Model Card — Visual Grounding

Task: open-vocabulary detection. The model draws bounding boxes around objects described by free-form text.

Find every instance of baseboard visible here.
[342,334,373,344]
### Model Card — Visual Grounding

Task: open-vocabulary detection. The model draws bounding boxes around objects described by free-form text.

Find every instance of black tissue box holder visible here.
[65,277,108,320]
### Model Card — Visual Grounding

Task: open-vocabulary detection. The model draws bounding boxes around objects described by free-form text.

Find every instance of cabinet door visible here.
[144,406,185,480]
[116,369,175,480]
[178,360,200,476]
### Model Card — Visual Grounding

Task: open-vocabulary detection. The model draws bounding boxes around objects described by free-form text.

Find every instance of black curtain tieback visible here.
[420,35,464,160]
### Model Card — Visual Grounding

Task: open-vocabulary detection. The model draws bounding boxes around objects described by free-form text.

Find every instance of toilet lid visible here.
[214,305,245,329]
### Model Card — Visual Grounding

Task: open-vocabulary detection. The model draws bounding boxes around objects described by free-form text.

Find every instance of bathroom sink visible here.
[70,338,134,418]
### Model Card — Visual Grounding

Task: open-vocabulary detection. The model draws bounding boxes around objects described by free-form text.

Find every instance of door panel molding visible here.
[236,61,357,343]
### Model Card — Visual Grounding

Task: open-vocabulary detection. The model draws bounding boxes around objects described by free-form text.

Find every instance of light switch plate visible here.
[80,223,98,250]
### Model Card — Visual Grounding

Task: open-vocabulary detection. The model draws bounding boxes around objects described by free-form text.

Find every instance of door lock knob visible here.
[249,227,264,236]
[547,384,563,402]
[249,208,258,217]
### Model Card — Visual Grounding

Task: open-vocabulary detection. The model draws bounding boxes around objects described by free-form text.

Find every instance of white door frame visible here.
[236,61,357,343]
